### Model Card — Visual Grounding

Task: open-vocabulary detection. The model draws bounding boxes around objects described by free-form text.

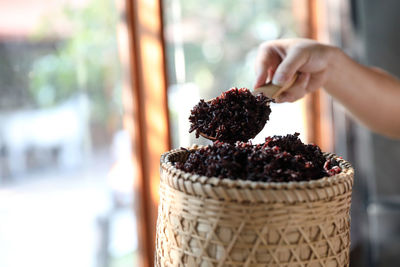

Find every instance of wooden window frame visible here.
[118,0,170,266]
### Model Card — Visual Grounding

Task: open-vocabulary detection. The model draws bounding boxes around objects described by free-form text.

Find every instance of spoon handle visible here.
[254,73,298,98]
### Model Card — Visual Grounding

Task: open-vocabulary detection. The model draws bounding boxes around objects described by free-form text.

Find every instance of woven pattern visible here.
[156,147,354,267]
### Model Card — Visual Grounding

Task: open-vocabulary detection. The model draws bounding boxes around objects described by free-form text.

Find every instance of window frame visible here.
[120,0,170,266]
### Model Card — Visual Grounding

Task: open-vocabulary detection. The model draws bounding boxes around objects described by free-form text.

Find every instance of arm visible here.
[254,38,400,138]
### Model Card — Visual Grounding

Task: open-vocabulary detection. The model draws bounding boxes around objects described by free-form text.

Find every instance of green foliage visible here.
[29,0,122,123]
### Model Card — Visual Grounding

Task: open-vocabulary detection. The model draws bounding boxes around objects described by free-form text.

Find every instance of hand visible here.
[254,38,337,102]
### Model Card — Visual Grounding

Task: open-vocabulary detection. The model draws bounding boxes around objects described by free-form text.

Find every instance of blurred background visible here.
[0,0,399,266]
[0,0,136,266]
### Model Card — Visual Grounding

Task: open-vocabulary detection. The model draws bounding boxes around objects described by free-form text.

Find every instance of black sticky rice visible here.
[175,133,341,182]
[189,88,272,143]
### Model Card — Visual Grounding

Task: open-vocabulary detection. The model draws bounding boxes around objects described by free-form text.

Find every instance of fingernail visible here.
[272,73,286,86]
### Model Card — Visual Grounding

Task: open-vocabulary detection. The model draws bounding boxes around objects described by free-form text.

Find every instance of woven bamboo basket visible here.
[156,146,354,267]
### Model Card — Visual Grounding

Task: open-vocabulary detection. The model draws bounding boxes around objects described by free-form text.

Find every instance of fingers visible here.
[276,72,310,103]
[254,44,282,89]
[253,39,331,102]
[272,48,309,86]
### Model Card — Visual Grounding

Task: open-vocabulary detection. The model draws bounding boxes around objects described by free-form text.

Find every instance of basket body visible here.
[156,147,354,267]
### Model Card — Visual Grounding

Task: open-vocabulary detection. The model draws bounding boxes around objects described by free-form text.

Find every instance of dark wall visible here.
[359,0,400,199]
[328,1,400,266]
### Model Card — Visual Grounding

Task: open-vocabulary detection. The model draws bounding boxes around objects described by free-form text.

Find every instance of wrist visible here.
[325,46,347,90]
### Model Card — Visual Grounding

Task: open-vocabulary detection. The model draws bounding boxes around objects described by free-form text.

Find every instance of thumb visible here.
[272,49,308,86]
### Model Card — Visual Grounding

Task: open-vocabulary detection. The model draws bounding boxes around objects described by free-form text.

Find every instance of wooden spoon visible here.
[254,73,298,99]
[199,132,217,141]
[198,75,298,141]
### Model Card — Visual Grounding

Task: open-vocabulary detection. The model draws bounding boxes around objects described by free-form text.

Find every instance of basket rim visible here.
[161,145,354,192]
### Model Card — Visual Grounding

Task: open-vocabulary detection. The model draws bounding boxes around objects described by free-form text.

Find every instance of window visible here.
[0,0,138,266]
